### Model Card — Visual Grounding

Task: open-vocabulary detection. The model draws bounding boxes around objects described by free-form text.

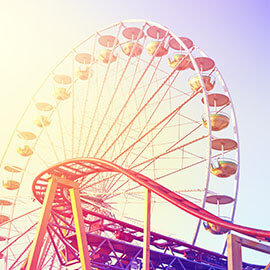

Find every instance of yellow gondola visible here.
[55,87,70,100]
[2,180,20,190]
[168,54,190,70]
[189,75,215,91]
[122,42,143,57]
[0,215,9,225]
[203,220,231,235]
[202,113,230,131]
[17,145,33,157]
[76,66,93,80]
[0,236,7,241]
[98,49,117,63]
[146,41,168,57]
[33,115,50,128]
[210,158,238,178]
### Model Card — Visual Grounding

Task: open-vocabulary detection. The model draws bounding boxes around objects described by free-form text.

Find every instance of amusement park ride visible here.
[0,20,269,269]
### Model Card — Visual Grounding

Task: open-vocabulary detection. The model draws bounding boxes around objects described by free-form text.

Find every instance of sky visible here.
[0,0,269,266]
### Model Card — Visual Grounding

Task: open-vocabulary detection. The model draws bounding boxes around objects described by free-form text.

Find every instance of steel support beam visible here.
[143,188,151,270]
[27,178,58,270]
[69,186,91,270]
[227,234,242,270]
[227,234,270,270]
[26,176,91,270]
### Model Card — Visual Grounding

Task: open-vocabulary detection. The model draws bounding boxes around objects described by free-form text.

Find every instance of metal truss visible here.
[44,209,264,270]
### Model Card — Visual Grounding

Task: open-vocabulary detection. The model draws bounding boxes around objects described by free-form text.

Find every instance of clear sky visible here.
[0,0,269,265]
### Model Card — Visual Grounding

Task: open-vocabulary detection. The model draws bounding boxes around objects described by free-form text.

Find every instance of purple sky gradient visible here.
[0,0,269,265]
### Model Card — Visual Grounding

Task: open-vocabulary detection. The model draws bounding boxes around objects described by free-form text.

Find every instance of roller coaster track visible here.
[33,158,270,243]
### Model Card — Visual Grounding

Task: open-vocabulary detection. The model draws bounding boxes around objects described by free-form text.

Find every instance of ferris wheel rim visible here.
[0,19,241,268]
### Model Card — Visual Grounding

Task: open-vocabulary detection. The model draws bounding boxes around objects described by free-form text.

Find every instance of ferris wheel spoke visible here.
[79,35,100,157]
[90,27,167,158]
[9,240,33,270]
[76,35,97,157]
[10,223,25,238]
[71,51,76,157]
[112,89,200,165]
[101,68,178,162]
[0,207,41,229]
[104,135,208,199]
[155,148,234,182]
[53,78,79,160]
[42,124,60,162]
[216,102,230,114]
[55,107,67,160]
[107,189,203,204]
[180,147,205,161]
[81,23,123,157]
[91,32,171,160]
[0,222,37,256]
[105,114,175,193]
[132,134,208,172]
[109,60,170,166]
[119,71,181,169]
[81,170,137,200]
[132,56,164,115]
[105,180,141,201]
[165,83,191,97]
[177,112,202,126]
[106,183,205,205]
[79,171,117,191]
[103,172,128,194]
[87,187,205,199]
[167,123,203,152]
[81,92,201,192]
[89,51,140,158]
[108,38,148,161]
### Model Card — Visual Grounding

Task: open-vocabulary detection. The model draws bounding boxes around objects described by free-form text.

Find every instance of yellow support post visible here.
[227,234,242,270]
[26,175,91,270]
[26,178,58,270]
[227,234,270,270]
[143,188,151,270]
[69,187,91,270]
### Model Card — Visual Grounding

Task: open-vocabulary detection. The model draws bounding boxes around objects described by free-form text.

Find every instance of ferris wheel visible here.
[0,20,242,269]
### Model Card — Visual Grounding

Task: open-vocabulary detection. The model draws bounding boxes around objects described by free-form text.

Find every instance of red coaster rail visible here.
[32,158,270,243]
